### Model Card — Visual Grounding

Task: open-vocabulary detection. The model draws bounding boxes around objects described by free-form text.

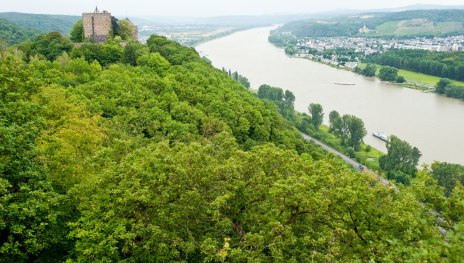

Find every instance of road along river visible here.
[197,27,464,165]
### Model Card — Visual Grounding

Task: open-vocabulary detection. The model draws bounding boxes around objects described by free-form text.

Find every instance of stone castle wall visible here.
[82,11,112,43]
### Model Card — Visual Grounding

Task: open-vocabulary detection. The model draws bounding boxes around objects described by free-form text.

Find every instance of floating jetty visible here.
[334,82,355,86]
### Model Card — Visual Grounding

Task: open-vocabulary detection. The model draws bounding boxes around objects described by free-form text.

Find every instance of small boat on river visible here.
[373,131,389,142]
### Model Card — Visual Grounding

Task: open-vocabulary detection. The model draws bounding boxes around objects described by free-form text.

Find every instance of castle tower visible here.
[82,7,112,43]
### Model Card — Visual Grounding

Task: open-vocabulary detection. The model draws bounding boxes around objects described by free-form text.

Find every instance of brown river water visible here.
[197,27,464,165]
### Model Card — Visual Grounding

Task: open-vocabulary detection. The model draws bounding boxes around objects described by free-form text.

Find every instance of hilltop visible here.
[278,9,464,37]
[0,18,41,45]
[0,12,79,34]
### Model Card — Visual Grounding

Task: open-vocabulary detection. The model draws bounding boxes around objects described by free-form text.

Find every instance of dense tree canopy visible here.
[0,32,462,262]
[371,49,464,82]
[361,64,377,77]
[328,111,367,151]
[19,31,73,61]
[380,135,422,184]
[257,84,295,120]
[379,66,399,81]
[0,18,40,46]
[431,162,464,196]
[436,78,452,94]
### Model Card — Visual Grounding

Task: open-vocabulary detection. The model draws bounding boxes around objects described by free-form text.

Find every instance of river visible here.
[196,27,464,165]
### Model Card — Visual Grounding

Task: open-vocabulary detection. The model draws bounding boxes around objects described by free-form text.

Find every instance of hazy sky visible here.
[1,0,463,17]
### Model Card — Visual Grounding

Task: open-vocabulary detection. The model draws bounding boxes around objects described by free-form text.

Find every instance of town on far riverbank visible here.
[268,8,464,99]
[269,30,464,97]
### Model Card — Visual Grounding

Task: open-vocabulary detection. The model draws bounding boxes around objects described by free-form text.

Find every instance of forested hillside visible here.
[278,9,464,37]
[0,12,79,35]
[0,18,40,46]
[0,32,463,262]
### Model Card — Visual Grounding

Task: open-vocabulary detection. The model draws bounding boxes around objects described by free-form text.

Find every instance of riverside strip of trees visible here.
[371,49,464,82]
[0,31,463,262]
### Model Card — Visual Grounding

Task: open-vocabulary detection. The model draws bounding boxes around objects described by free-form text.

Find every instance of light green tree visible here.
[118,19,135,40]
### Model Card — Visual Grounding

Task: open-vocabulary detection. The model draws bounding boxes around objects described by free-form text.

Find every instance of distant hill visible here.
[0,12,79,35]
[0,18,41,45]
[134,14,315,27]
[278,9,464,37]
[379,4,464,12]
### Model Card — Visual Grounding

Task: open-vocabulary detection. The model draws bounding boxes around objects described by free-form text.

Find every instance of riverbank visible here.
[309,124,384,170]
[358,63,464,91]
[290,54,438,92]
[191,27,254,47]
[197,26,464,165]
[272,42,464,94]
[248,86,385,171]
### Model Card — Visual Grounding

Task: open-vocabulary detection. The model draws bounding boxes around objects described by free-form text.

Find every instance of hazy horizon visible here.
[1,1,464,17]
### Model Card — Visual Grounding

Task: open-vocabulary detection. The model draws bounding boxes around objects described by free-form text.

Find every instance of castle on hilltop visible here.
[82,7,138,43]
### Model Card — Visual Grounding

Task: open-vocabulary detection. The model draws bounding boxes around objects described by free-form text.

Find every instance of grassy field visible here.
[359,63,464,88]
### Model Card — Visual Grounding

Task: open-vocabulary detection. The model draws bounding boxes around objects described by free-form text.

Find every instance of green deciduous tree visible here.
[70,19,83,43]
[431,162,464,196]
[71,43,123,66]
[379,135,422,184]
[436,78,451,94]
[329,110,342,135]
[328,111,367,151]
[395,75,406,83]
[444,84,464,99]
[21,31,73,61]
[361,64,377,77]
[379,66,399,81]
[341,114,367,151]
[257,84,283,101]
[137,52,170,75]
[308,103,323,129]
[118,19,136,40]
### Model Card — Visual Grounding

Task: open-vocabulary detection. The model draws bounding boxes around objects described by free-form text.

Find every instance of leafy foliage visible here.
[361,63,377,77]
[436,78,452,94]
[0,12,79,34]
[69,19,83,43]
[0,32,462,262]
[0,18,40,46]
[380,135,422,184]
[431,162,464,196]
[19,31,73,61]
[223,69,250,89]
[379,66,399,81]
[118,19,136,41]
[329,111,367,151]
[443,84,464,99]
[257,84,296,120]
[371,49,464,82]
[308,103,324,129]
